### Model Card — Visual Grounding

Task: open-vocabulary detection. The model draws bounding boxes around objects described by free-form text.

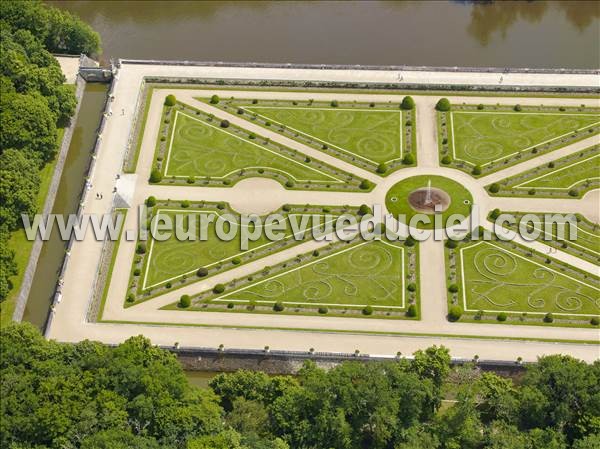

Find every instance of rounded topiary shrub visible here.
[220,119,230,128]
[210,94,220,104]
[362,305,373,316]
[164,95,176,106]
[312,250,320,257]
[568,189,579,197]
[376,162,388,174]
[179,295,191,308]
[149,168,162,183]
[358,204,372,216]
[448,284,459,293]
[126,293,135,303]
[497,312,508,322]
[406,304,417,317]
[514,104,522,112]
[472,165,482,176]
[197,267,208,277]
[213,284,225,294]
[404,236,416,247]
[232,257,241,265]
[133,268,141,276]
[330,100,338,107]
[146,196,157,207]
[591,317,599,326]
[359,179,372,190]
[435,98,451,112]
[136,243,146,254]
[544,313,554,323]
[489,208,501,220]
[448,306,462,321]
[273,301,285,312]
[285,180,295,188]
[407,282,417,292]
[441,155,452,165]
[489,183,500,194]
[402,153,415,165]
[401,96,415,110]
[181,200,190,208]
[318,307,328,314]
[445,239,458,249]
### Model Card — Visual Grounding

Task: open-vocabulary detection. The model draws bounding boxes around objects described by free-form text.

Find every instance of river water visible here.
[50,0,599,69]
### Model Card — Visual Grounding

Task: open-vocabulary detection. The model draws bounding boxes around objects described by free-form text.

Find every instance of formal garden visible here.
[437,100,600,177]
[445,238,600,326]
[486,144,600,198]
[150,98,372,191]
[164,237,420,319]
[125,199,364,306]
[201,95,417,175]
[488,211,600,265]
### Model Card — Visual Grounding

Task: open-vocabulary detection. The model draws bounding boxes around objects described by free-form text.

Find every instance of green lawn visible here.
[243,106,403,165]
[140,208,341,291]
[515,153,599,190]
[492,212,600,265]
[450,111,600,166]
[385,175,473,229]
[215,240,407,308]
[458,241,599,316]
[164,111,338,182]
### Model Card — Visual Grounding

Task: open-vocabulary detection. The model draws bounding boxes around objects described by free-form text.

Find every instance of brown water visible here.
[24,83,109,328]
[49,0,599,69]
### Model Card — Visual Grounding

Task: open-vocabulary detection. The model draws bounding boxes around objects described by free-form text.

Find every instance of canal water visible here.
[49,0,599,69]
[24,84,109,328]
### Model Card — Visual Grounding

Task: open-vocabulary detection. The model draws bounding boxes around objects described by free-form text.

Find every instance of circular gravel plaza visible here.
[385,175,473,229]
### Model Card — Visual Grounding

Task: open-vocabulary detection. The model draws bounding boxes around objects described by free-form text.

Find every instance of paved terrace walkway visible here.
[47,62,600,362]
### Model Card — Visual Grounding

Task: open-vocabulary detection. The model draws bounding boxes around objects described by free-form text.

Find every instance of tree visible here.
[149,168,162,183]
[448,306,462,322]
[179,295,191,308]
[0,149,40,232]
[358,204,372,216]
[376,162,388,174]
[402,153,415,165]
[489,183,500,193]
[164,94,176,106]
[0,239,17,300]
[0,92,58,162]
[210,94,220,104]
[435,98,451,112]
[1,1,100,55]
[401,96,415,110]
[359,179,372,190]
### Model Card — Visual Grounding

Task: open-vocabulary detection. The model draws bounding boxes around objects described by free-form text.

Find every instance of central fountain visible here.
[407,178,451,214]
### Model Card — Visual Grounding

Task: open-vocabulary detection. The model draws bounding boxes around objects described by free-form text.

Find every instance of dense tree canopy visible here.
[1,324,599,448]
[0,0,99,302]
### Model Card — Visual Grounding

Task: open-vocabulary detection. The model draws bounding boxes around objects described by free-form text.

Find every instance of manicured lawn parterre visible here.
[450,111,599,166]
[165,111,338,182]
[204,97,417,174]
[242,106,403,164]
[490,212,600,265]
[439,103,600,177]
[487,144,600,198]
[152,101,370,191]
[126,200,362,305]
[446,239,600,325]
[164,238,420,318]
[385,175,473,229]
